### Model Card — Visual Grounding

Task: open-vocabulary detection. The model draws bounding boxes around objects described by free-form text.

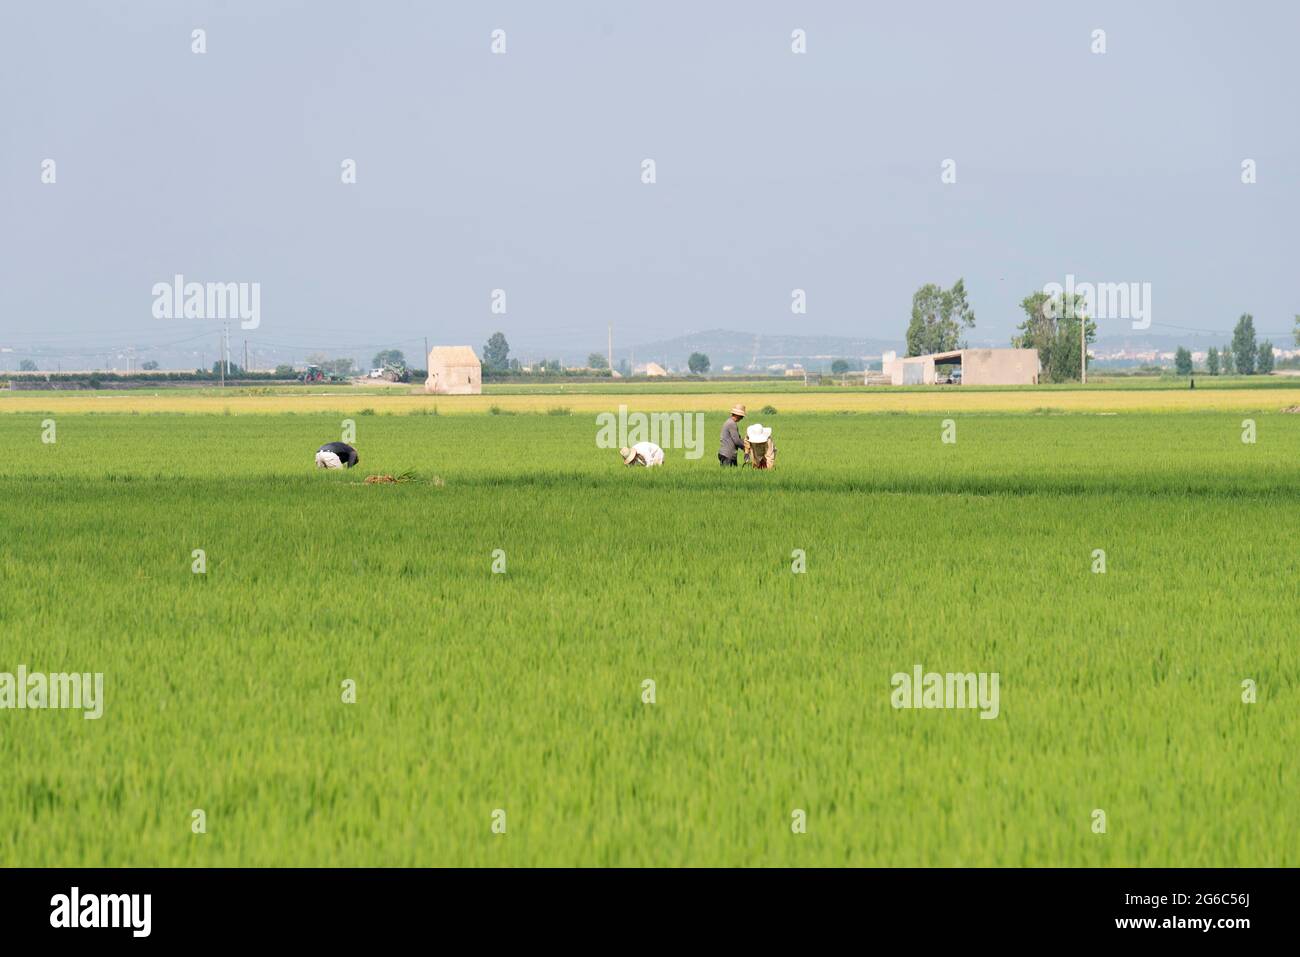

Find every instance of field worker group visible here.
[618,404,776,469]
[718,404,776,469]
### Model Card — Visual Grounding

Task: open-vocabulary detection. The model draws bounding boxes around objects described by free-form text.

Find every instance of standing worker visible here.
[719,403,746,466]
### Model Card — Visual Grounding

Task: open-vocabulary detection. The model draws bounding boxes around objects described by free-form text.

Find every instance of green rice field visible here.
[1,402,1297,865]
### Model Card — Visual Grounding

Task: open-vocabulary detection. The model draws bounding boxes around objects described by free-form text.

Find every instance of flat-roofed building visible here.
[883,348,1040,386]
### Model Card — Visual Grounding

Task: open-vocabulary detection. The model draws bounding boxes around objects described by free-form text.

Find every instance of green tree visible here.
[587,352,608,370]
[1221,344,1236,375]
[1174,346,1193,376]
[905,279,976,356]
[1012,290,1095,382]
[687,352,710,374]
[372,349,406,369]
[1206,347,1220,375]
[1257,340,1275,374]
[211,361,245,376]
[274,364,296,377]
[141,360,160,370]
[482,332,510,372]
[831,358,850,374]
[19,359,37,371]
[1232,314,1257,375]
[324,358,354,376]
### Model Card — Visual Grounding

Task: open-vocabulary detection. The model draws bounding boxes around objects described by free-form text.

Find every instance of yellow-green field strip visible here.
[5,387,1300,415]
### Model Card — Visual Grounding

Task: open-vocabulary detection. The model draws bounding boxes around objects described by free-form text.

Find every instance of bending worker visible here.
[620,442,664,467]
[316,441,359,469]
[743,423,776,470]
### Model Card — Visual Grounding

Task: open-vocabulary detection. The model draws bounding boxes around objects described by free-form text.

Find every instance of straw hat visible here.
[729,404,746,418]
[620,446,638,464]
[746,423,771,443]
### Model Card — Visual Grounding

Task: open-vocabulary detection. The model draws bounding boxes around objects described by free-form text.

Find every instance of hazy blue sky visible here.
[2,0,1298,366]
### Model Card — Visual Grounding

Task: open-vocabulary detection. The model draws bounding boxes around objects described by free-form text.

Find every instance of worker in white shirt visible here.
[620,442,664,467]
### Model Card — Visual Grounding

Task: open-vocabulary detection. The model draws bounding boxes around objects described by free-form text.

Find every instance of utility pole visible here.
[424,336,429,372]
[243,339,249,374]
[1080,314,1087,385]
[607,323,613,372]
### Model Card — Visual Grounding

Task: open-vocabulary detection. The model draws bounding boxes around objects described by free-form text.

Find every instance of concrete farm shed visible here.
[883,348,1040,386]
[425,346,482,395]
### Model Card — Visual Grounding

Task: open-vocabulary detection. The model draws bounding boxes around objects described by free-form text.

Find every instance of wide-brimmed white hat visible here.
[620,446,637,464]
[746,423,771,443]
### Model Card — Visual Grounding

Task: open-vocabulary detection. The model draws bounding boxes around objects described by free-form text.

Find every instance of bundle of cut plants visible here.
[363,469,418,485]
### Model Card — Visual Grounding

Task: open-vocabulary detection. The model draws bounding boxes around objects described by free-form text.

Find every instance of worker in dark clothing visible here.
[719,404,746,466]
[315,441,359,469]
